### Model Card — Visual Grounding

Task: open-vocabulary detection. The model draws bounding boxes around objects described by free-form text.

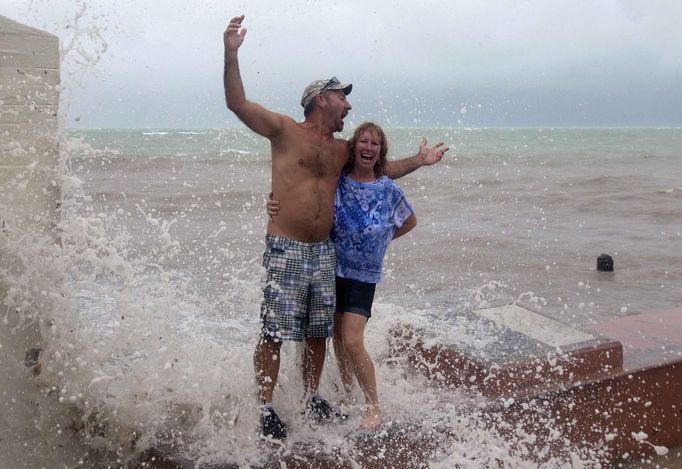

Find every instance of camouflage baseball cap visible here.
[300,76,352,109]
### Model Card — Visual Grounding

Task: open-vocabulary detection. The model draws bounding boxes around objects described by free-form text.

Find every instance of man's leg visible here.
[303,335,347,422]
[254,336,287,439]
[302,336,326,396]
[301,240,347,422]
[254,337,282,403]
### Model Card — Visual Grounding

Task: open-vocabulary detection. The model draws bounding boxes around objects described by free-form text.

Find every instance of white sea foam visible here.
[46,126,677,466]
[1,144,606,465]
[222,147,252,155]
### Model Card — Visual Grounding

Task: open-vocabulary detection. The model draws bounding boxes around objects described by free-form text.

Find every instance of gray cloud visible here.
[2,0,681,127]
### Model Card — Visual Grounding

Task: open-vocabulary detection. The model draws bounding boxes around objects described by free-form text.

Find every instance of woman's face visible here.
[354,129,382,170]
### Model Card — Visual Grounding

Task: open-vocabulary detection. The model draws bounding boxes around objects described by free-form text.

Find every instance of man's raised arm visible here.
[384,137,449,179]
[224,15,285,139]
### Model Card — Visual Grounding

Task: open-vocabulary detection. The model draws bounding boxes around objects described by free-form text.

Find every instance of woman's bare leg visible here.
[342,313,382,429]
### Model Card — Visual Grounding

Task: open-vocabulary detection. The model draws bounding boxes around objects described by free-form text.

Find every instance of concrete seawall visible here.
[1,14,60,237]
[1,15,67,468]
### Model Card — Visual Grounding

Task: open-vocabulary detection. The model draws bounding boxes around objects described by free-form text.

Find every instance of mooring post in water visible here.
[597,253,614,272]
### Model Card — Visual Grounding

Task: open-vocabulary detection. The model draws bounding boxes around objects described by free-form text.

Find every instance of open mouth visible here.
[360,152,374,163]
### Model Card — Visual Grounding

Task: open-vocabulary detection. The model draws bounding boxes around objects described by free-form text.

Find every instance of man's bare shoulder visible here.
[262,115,308,144]
[272,113,300,130]
[275,122,347,144]
[274,117,318,136]
[333,137,350,162]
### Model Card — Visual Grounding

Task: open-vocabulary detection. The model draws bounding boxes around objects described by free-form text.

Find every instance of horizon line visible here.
[64,125,682,131]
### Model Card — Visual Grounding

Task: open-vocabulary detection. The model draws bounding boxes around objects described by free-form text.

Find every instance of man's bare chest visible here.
[293,146,343,177]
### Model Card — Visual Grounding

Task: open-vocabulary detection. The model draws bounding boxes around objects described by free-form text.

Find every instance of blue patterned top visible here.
[331,173,414,283]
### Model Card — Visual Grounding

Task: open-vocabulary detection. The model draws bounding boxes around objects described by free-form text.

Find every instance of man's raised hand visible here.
[224,15,247,51]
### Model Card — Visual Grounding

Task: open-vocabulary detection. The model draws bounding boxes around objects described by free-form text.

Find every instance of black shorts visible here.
[335,276,376,318]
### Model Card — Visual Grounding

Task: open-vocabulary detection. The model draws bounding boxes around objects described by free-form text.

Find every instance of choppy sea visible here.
[1,126,681,467]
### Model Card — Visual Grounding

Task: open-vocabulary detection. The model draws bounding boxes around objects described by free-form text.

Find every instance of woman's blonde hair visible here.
[346,122,389,178]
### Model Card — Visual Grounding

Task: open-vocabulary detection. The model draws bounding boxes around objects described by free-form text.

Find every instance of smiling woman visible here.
[330,122,418,429]
[345,121,389,180]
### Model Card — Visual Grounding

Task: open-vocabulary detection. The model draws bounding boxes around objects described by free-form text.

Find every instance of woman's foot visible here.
[359,405,382,429]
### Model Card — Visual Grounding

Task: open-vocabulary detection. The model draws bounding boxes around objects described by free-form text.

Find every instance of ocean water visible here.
[73,127,682,322]
[1,126,681,467]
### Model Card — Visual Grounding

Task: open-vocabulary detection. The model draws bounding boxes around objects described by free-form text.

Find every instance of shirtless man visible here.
[223,14,447,439]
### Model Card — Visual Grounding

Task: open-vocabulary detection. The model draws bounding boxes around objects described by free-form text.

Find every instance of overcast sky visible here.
[2,0,681,128]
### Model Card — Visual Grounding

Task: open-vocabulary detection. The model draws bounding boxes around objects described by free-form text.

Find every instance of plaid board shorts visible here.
[260,235,336,341]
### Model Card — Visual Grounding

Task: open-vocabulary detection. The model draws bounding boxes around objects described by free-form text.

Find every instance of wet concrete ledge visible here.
[142,420,454,468]
[389,305,682,465]
[388,308,624,401]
